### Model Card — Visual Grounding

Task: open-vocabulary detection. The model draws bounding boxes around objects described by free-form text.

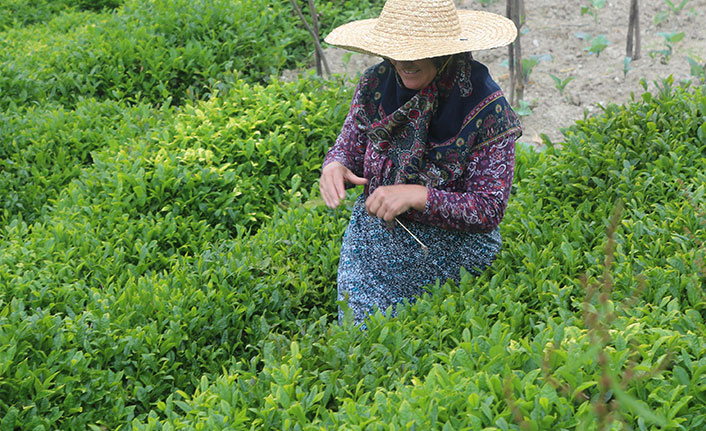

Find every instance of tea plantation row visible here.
[0,0,122,31]
[0,0,380,110]
[0,67,360,427]
[1,0,378,225]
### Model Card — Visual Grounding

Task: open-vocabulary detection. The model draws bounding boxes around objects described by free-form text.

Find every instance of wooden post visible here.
[626,0,641,60]
[507,0,524,105]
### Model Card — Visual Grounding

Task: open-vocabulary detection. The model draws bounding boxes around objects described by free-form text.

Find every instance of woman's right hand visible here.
[319,161,368,209]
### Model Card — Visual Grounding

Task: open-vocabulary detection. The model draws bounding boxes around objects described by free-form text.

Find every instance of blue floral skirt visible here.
[337,194,502,326]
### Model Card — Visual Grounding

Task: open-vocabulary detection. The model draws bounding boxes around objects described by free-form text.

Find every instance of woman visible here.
[320,0,522,326]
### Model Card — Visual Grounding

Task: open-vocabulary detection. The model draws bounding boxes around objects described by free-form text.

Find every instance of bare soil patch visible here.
[289,0,705,146]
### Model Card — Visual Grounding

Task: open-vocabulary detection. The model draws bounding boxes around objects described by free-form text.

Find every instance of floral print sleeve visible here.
[322,84,367,178]
[323,59,520,232]
[407,132,518,232]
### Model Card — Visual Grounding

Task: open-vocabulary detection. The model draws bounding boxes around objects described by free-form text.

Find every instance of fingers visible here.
[319,167,344,208]
[365,185,427,221]
[319,162,367,209]
[344,171,368,186]
[365,187,405,221]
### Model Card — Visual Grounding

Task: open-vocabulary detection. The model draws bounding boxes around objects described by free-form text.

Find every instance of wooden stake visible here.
[626,0,641,60]
[507,0,524,105]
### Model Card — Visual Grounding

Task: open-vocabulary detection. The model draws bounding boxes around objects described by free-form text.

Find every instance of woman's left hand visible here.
[365,184,428,221]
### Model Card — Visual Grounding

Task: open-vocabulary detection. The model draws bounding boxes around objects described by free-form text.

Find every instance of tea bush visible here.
[0,73,355,429]
[0,0,122,31]
[0,71,350,227]
[131,283,706,430]
[458,82,706,354]
[159,74,352,230]
[0,0,379,109]
[2,81,703,428]
[0,99,170,226]
[0,202,349,430]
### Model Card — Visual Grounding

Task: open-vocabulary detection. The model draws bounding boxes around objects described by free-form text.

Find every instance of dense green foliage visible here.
[0,71,354,428]
[0,0,122,31]
[127,80,705,431]
[2,77,704,429]
[0,0,380,109]
[0,99,168,225]
[0,76,349,227]
[1,0,705,430]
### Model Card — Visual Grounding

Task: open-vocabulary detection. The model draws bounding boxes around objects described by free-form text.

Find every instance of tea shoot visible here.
[650,31,685,63]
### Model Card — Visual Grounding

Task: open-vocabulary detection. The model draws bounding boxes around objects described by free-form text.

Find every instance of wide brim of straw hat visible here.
[325,8,517,62]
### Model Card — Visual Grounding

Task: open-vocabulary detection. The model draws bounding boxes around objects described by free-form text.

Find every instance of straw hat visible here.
[324,0,517,61]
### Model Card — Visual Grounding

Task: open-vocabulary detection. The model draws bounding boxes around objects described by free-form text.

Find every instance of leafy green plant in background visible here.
[514,99,533,116]
[623,56,634,78]
[584,34,610,57]
[654,10,670,26]
[581,0,605,23]
[522,54,552,83]
[664,0,689,15]
[687,56,706,82]
[576,32,611,58]
[650,31,685,63]
[549,73,574,96]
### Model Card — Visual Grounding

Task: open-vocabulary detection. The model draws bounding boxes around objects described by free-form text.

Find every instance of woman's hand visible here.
[365,184,427,221]
[320,161,368,209]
